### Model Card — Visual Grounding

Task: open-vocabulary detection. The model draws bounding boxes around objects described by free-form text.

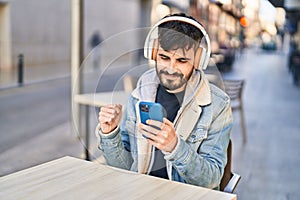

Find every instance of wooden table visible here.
[0,156,237,200]
[74,91,129,160]
[74,91,129,108]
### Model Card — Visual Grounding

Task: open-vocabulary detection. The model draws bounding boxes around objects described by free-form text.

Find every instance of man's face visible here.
[156,45,195,92]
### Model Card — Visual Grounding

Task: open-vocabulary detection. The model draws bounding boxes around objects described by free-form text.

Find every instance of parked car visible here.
[261,40,277,51]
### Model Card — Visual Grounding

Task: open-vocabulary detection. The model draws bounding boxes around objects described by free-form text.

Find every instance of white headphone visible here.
[144,15,211,70]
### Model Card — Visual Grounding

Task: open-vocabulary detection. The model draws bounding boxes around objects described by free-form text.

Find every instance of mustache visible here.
[159,70,184,78]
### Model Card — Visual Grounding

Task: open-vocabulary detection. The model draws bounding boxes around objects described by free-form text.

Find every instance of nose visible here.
[169,58,176,69]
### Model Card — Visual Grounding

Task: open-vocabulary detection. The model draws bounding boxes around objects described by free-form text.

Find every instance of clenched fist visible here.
[98,104,122,134]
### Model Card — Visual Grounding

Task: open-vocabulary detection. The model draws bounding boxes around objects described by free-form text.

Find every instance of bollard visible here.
[18,54,24,86]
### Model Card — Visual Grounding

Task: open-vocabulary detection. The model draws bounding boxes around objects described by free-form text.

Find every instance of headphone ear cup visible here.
[151,39,158,61]
[194,47,203,69]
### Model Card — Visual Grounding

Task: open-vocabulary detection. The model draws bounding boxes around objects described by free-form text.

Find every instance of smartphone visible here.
[138,101,163,125]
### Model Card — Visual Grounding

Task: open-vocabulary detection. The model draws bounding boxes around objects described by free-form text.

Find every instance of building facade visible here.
[0,0,140,71]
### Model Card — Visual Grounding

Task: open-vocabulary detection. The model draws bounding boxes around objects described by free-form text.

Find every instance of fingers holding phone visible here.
[137,101,177,153]
[99,104,122,134]
[138,118,177,153]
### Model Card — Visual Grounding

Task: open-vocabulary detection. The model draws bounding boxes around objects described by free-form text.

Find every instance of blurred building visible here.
[150,0,251,71]
[269,0,300,37]
[150,0,300,71]
[0,0,140,71]
[1,0,299,73]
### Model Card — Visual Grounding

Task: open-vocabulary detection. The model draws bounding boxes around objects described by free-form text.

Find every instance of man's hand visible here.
[138,118,178,153]
[98,104,122,134]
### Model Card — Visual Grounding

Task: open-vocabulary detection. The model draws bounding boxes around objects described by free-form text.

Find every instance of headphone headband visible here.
[144,15,211,70]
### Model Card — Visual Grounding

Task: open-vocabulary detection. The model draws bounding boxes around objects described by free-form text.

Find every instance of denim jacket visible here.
[96,68,233,189]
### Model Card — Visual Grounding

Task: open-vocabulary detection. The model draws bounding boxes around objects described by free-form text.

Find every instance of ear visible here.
[151,39,159,61]
[194,47,203,70]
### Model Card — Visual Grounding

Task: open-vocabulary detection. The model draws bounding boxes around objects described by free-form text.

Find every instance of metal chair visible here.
[223,79,247,143]
[220,140,241,193]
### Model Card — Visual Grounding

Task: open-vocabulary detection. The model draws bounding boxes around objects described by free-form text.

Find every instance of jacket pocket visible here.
[187,127,208,151]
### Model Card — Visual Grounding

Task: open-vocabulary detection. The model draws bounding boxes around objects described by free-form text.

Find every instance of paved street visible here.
[0,61,148,175]
[225,48,300,199]
[0,48,300,199]
[0,77,82,174]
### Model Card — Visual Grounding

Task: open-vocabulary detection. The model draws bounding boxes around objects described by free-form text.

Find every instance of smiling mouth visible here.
[159,70,183,79]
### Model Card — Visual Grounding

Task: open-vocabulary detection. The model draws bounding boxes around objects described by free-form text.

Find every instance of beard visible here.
[157,69,188,91]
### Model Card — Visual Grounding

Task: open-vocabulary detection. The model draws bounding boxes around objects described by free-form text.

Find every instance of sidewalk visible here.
[0,62,70,90]
[0,122,81,175]
[224,48,300,199]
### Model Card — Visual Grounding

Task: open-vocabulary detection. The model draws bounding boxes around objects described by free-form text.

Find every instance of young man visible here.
[96,13,233,189]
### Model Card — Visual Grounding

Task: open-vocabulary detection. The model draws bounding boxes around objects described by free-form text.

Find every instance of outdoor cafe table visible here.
[0,156,237,200]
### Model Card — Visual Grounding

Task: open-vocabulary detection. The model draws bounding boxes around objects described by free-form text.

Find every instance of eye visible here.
[178,58,188,63]
[159,55,169,60]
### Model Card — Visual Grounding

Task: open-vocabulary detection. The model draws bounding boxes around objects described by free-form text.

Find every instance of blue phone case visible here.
[139,101,163,124]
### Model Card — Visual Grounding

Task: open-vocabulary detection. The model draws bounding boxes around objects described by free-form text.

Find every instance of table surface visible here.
[0,156,236,200]
[74,91,130,107]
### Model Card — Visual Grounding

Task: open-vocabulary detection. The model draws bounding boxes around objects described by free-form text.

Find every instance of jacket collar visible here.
[132,68,158,102]
[194,70,212,106]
